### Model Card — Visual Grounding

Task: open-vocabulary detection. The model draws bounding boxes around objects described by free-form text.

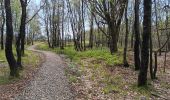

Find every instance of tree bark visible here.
[20,0,27,56]
[150,27,153,79]
[82,0,86,50]
[60,1,64,50]
[154,0,161,55]
[109,23,118,54]
[131,27,134,49]
[46,17,51,48]
[123,1,129,67]
[89,11,94,49]
[4,0,19,77]
[1,0,5,50]
[134,0,141,70]
[138,0,152,86]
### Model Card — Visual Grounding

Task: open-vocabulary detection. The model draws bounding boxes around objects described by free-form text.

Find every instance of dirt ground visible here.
[67,52,170,100]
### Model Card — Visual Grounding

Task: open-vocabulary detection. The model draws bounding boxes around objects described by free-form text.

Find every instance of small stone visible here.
[140,96,146,100]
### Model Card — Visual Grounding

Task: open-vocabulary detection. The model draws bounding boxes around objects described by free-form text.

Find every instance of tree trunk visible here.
[16,0,27,69]
[1,0,5,50]
[150,27,153,79]
[153,52,157,78]
[138,0,152,86]
[60,1,64,50]
[4,0,19,77]
[52,5,57,48]
[32,32,34,45]
[20,0,27,56]
[46,17,51,48]
[109,23,118,54]
[123,1,129,67]
[89,11,94,49]
[16,32,22,68]
[134,0,140,70]
[131,27,134,49]
[154,0,161,55]
[164,46,167,72]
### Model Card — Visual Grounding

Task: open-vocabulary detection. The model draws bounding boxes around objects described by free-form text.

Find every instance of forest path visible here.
[14,44,74,100]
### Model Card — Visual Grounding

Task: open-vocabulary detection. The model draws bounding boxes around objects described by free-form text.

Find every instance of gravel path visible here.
[15,44,74,100]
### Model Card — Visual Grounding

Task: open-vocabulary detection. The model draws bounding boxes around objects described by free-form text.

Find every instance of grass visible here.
[0,47,40,85]
[130,83,154,99]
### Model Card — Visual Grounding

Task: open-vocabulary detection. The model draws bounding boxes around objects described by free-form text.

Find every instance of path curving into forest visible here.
[14,44,74,100]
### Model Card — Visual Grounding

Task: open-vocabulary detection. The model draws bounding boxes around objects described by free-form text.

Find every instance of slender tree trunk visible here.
[123,1,129,67]
[4,0,19,77]
[150,28,153,79]
[134,0,141,70]
[109,23,118,54]
[131,27,134,49]
[46,18,51,48]
[52,5,57,47]
[61,1,64,50]
[154,0,161,55]
[32,32,34,45]
[20,0,27,56]
[16,32,22,68]
[164,46,167,72]
[89,11,94,49]
[82,0,86,50]
[1,0,5,50]
[16,0,27,68]
[153,52,157,78]
[138,0,152,86]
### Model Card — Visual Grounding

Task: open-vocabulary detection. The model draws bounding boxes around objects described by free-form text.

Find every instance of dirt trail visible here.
[14,44,74,100]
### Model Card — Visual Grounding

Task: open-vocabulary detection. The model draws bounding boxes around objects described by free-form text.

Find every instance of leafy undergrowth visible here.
[37,43,169,99]
[0,47,43,99]
[37,43,123,66]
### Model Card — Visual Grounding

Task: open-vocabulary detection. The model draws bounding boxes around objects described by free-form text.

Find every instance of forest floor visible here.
[0,46,42,99]
[128,51,170,99]
[67,52,170,100]
[1,44,169,100]
[37,43,170,100]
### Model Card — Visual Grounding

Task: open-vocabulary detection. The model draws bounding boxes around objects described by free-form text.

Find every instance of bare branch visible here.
[26,2,45,24]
